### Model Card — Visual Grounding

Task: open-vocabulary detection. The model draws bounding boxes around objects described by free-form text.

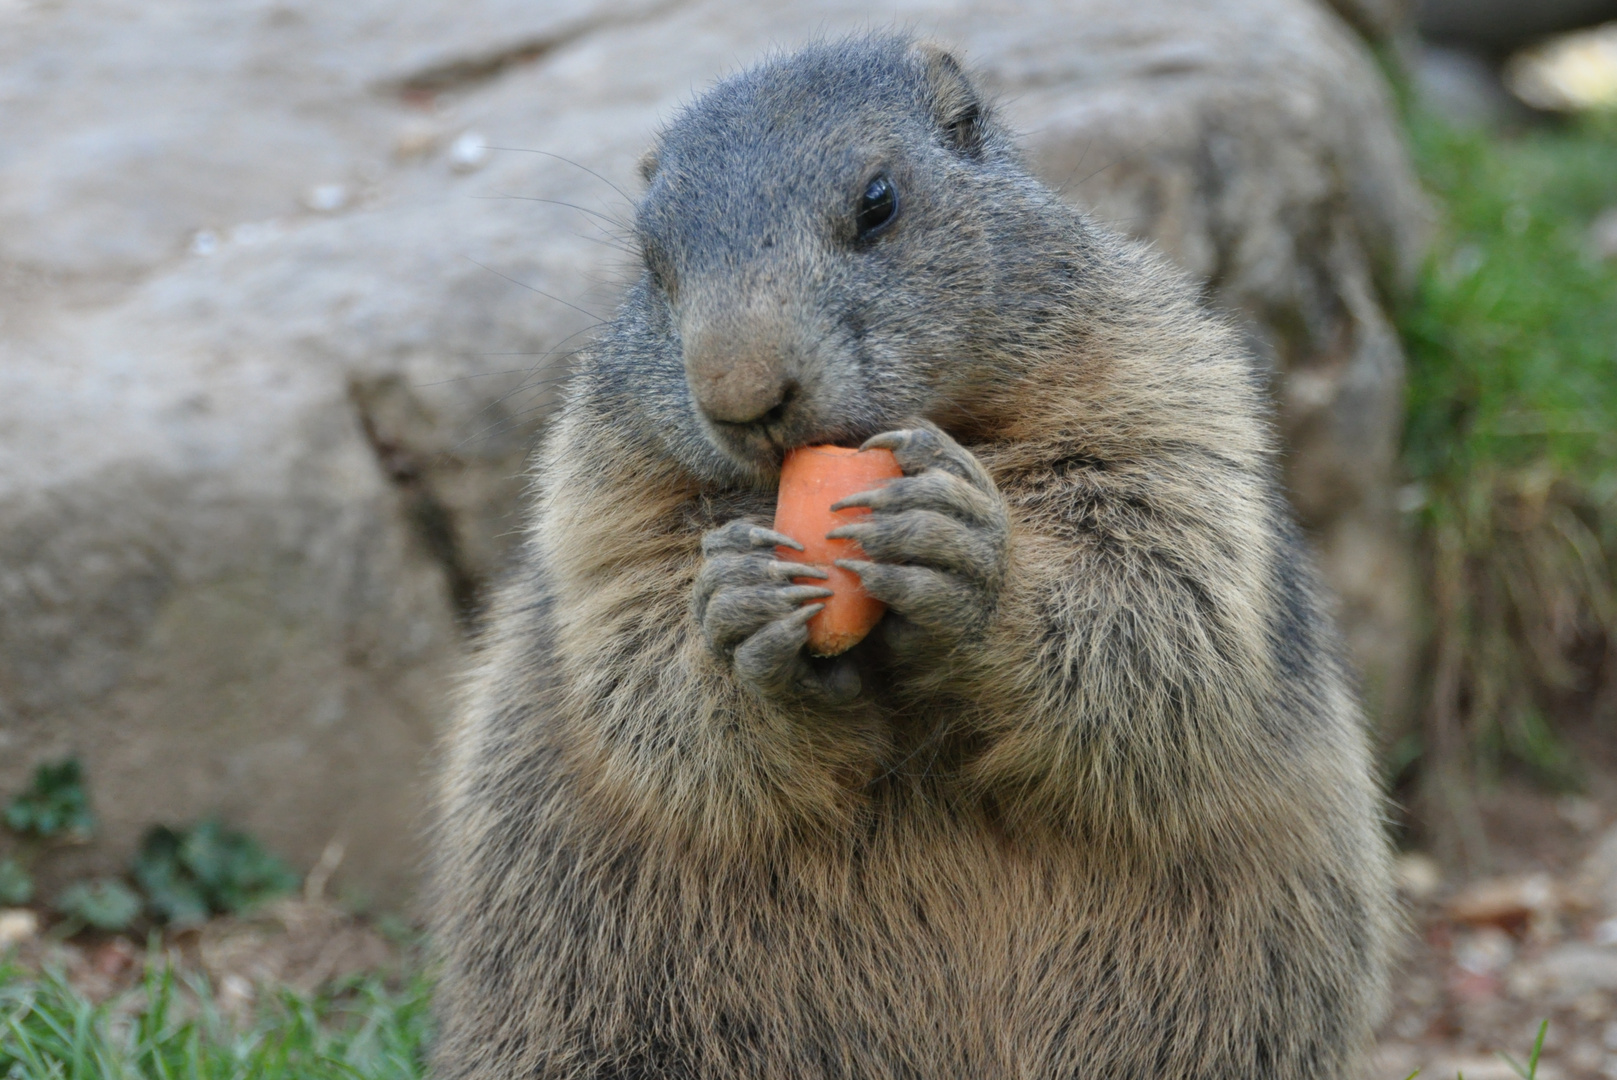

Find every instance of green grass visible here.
[1396,105,1617,858]
[1404,113,1617,488]
[1498,1019,1551,1079]
[0,951,1554,1079]
[0,958,431,1079]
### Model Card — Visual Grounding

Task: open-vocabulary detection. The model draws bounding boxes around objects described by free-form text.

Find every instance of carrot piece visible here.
[772,444,903,657]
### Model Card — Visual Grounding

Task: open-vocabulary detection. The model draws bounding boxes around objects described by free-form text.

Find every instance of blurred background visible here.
[0,0,1614,1075]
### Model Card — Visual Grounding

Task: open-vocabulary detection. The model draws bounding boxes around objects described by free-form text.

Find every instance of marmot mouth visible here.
[710,417,889,465]
[701,418,786,479]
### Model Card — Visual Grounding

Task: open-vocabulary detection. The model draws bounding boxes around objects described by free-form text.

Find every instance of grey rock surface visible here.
[1412,44,1524,128]
[1417,0,1617,53]
[0,0,1425,905]
[1326,0,1413,40]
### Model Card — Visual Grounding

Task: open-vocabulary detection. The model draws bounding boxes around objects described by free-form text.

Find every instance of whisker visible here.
[476,193,634,234]
[479,145,636,206]
[461,256,606,324]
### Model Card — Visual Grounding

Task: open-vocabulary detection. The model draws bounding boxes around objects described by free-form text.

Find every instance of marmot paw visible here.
[828,425,1009,661]
[693,521,861,705]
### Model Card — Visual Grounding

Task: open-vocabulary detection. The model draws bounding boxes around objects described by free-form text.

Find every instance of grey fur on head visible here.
[431,33,1395,1080]
[604,36,1085,490]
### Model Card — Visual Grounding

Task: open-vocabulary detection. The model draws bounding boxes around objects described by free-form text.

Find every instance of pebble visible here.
[0,907,38,947]
[449,131,490,173]
[1396,851,1443,900]
[1455,925,1516,975]
[303,183,349,213]
[218,972,255,1017]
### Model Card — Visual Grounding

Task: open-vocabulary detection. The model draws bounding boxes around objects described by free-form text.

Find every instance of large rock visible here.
[0,0,1425,906]
[1417,0,1617,54]
[1328,0,1413,39]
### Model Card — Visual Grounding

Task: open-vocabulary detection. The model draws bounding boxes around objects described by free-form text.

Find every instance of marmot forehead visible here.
[635,35,992,274]
[644,36,934,196]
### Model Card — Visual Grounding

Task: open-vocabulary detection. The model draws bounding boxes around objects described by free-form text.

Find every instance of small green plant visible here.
[3,760,300,936]
[0,856,32,906]
[53,878,144,933]
[4,759,93,842]
[2,758,93,917]
[133,819,299,926]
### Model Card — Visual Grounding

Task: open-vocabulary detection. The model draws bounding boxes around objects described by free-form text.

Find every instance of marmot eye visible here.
[854,174,898,239]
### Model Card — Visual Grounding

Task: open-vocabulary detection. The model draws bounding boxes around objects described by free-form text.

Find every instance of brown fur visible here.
[431,36,1394,1079]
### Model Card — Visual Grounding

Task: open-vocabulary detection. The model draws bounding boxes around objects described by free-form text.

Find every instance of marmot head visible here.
[607,35,1083,488]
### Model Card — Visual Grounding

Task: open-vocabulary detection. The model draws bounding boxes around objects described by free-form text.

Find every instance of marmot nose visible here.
[687,354,792,426]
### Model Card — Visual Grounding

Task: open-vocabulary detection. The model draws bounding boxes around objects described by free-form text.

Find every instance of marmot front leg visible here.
[830,425,1010,663]
[693,521,861,704]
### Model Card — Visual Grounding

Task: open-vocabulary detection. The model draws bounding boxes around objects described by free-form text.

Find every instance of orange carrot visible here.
[772,444,903,657]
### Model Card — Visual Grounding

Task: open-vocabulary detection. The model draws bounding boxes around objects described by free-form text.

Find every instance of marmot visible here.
[431,35,1395,1079]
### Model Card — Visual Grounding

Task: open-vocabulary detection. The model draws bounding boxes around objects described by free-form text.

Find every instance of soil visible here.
[1374,739,1617,1080]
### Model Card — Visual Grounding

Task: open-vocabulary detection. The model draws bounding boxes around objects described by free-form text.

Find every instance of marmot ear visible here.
[913,41,986,157]
[638,147,660,184]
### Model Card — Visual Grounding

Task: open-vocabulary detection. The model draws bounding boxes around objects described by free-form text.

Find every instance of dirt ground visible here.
[1373,738,1617,1080]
